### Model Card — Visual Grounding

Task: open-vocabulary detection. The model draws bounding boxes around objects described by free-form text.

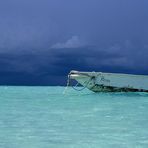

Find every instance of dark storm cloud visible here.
[0,0,148,85]
[1,44,148,85]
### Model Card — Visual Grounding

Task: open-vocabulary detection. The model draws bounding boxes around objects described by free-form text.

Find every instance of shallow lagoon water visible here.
[0,86,148,148]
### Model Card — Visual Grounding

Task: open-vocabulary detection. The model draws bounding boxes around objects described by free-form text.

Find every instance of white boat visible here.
[68,70,148,92]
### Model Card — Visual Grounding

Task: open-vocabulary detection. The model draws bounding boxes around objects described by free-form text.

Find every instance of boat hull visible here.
[69,71,148,92]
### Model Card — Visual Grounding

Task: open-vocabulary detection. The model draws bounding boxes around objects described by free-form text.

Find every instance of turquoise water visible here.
[0,86,148,148]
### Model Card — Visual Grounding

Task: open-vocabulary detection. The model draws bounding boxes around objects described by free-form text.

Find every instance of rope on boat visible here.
[62,75,71,94]
[63,71,96,93]
[71,78,92,91]
[69,75,95,91]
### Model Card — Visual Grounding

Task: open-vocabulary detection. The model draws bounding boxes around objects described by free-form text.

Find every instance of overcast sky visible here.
[0,0,148,85]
